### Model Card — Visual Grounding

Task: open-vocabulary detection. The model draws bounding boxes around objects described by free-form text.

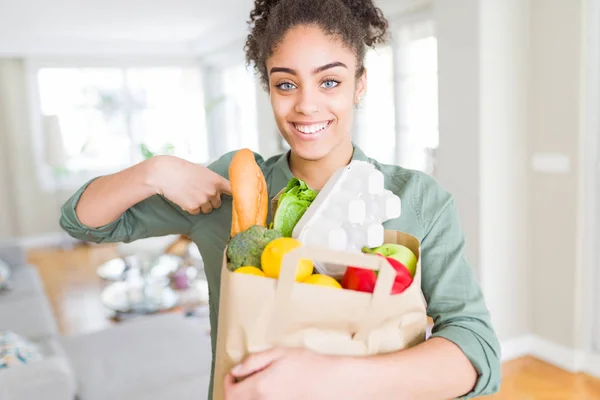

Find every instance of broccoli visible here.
[226,225,283,271]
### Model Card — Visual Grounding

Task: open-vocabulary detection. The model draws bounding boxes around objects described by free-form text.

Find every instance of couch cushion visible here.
[0,259,10,292]
[0,265,45,301]
[0,352,76,400]
[0,294,59,341]
[0,244,27,269]
[35,337,71,361]
[61,313,213,400]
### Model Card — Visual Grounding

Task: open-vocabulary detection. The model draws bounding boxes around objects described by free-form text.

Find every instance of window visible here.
[354,45,397,165]
[37,66,208,177]
[352,13,438,174]
[394,17,439,174]
[201,62,260,159]
[221,63,260,152]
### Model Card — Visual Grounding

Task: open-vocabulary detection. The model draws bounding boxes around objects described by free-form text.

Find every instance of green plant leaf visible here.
[140,143,155,159]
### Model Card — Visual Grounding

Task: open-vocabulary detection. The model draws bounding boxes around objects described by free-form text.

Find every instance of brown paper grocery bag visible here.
[212,230,427,400]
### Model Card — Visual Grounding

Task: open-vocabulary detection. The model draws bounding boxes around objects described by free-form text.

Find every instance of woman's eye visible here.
[321,80,340,89]
[277,82,296,91]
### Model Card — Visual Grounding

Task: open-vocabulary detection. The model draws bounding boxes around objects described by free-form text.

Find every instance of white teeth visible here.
[294,122,329,134]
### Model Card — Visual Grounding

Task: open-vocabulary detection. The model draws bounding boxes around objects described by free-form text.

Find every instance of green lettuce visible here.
[272,178,317,237]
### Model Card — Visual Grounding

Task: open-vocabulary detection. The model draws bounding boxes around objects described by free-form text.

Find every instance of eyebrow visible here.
[269,61,348,76]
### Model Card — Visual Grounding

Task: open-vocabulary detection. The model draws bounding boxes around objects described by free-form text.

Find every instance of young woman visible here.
[60,0,501,398]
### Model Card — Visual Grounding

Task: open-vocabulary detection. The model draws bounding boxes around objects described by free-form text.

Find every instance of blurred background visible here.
[0,0,598,398]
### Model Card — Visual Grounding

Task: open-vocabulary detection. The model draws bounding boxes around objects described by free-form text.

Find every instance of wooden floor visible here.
[26,244,600,399]
[483,356,600,399]
[27,243,120,336]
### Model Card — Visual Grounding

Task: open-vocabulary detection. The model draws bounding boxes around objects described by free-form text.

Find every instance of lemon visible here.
[261,237,313,281]
[302,274,342,289]
[234,266,267,277]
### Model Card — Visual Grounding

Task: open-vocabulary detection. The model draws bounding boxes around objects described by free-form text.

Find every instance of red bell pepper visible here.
[341,266,377,293]
[384,256,413,294]
[341,255,413,295]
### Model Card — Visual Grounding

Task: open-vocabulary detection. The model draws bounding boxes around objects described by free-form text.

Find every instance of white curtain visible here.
[0,60,19,239]
[0,59,62,240]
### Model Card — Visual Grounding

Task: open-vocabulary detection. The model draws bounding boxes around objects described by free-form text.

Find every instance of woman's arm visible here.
[75,157,158,228]
[226,337,478,400]
[60,155,232,244]
[353,337,478,399]
[75,155,231,227]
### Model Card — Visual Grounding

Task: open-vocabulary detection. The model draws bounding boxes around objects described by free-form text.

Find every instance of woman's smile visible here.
[289,120,334,141]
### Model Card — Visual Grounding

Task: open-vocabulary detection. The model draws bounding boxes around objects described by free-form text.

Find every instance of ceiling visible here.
[0,0,428,58]
[0,0,254,56]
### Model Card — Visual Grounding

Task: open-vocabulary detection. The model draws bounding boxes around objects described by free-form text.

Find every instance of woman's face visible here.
[266,24,366,161]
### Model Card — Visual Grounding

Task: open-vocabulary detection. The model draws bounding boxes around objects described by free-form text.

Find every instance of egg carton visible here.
[292,161,401,277]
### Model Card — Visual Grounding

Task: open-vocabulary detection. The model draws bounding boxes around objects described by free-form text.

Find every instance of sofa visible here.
[0,243,213,400]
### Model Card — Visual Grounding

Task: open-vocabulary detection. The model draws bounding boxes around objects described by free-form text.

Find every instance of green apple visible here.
[363,244,417,277]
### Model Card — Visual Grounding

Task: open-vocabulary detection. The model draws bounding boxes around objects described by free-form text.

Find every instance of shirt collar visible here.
[274,142,369,184]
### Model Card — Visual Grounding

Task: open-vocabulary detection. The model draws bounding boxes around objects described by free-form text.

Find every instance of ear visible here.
[355,67,367,104]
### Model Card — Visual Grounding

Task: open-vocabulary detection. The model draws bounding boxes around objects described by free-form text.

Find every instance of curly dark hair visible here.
[244,0,389,91]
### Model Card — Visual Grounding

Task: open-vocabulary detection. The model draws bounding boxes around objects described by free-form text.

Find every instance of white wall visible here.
[435,0,600,377]
[589,0,600,356]
[434,0,531,343]
[528,0,583,350]
[434,0,482,278]
[479,0,531,345]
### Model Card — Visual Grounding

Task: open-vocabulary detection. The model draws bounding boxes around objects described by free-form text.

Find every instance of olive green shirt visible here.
[60,145,501,399]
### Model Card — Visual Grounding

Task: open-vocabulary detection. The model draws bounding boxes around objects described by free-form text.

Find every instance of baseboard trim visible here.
[501,334,600,378]
[530,336,582,373]
[16,233,81,250]
[584,352,600,378]
[501,334,534,362]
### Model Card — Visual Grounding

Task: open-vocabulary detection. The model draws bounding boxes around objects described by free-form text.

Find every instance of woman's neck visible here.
[288,141,354,189]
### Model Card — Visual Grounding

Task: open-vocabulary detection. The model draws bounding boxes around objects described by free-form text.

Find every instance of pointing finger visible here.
[220,177,232,196]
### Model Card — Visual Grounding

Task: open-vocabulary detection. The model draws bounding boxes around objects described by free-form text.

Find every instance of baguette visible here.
[229,149,269,237]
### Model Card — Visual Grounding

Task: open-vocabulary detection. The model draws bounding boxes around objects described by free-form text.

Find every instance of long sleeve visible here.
[418,187,502,398]
[59,177,193,244]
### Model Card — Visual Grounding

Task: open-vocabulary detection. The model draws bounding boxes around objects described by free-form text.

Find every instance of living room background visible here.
[0,0,599,394]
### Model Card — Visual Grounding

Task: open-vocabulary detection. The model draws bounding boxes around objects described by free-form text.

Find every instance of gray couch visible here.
[0,243,213,400]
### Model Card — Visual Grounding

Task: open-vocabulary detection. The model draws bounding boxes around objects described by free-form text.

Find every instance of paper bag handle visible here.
[268,246,397,342]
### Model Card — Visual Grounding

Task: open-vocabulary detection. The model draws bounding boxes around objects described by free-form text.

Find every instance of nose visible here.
[294,87,320,115]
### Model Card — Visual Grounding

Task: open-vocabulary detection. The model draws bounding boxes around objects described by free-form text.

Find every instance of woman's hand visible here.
[147,155,232,215]
[224,347,365,400]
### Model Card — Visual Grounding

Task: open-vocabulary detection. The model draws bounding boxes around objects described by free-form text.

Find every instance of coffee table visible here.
[98,251,209,322]
[96,254,181,282]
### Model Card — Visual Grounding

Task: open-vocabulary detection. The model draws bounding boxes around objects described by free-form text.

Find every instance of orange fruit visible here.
[302,274,342,289]
[234,266,267,277]
[261,237,313,281]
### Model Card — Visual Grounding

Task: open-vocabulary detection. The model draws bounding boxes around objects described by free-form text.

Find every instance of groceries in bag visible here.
[213,149,428,400]
[271,178,318,237]
[363,243,418,277]
[226,225,282,271]
[292,160,401,251]
[229,148,269,237]
[225,149,417,296]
